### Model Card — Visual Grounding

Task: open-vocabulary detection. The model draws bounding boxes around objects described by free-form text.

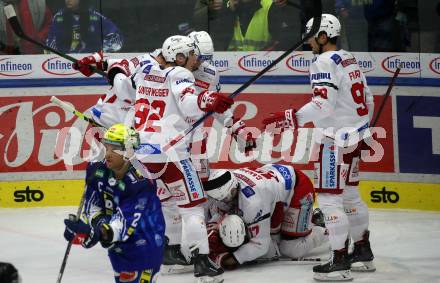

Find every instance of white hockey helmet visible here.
[188,31,214,61]
[203,169,238,201]
[305,13,341,39]
[220,214,246,248]
[161,35,196,63]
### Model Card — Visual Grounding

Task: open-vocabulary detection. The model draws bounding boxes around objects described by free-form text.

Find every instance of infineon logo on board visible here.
[0,58,33,77]
[381,55,421,75]
[211,58,231,73]
[285,53,312,73]
[42,57,79,76]
[429,56,440,75]
[238,53,278,73]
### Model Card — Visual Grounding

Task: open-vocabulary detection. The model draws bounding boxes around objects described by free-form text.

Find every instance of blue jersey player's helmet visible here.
[103,123,139,150]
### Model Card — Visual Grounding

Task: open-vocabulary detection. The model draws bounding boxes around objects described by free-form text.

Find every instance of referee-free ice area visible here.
[1,207,439,283]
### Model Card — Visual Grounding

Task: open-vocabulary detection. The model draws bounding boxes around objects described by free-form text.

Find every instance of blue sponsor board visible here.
[397,96,440,174]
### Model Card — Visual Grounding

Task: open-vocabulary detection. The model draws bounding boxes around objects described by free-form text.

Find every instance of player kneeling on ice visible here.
[203,164,329,270]
[63,124,165,283]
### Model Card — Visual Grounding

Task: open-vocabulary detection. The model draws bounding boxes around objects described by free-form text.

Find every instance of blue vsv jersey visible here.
[83,161,165,272]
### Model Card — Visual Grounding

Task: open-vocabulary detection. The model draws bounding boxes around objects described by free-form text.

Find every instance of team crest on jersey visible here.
[330,54,342,64]
[241,186,255,198]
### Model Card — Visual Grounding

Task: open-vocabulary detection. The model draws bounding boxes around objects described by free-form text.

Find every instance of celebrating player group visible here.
[61,13,376,283]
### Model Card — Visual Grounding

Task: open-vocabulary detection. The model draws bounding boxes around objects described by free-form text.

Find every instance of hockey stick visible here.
[3,4,106,77]
[163,0,322,151]
[245,256,323,266]
[56,187,87,283]
[50,96,102,127]
[370,63,402,128]
[50,96,153,178]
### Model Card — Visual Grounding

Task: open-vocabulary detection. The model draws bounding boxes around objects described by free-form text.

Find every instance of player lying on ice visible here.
[202,164,329,270]
[63,124,165,283]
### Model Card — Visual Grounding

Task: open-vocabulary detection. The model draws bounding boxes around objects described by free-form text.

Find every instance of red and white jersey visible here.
[191,61,234,143]
[90,73,136,128]
[91,51,162,128]
[132,63,204,163]
[106,49,162,76]
[224,164,297,264]
[192,61,221,94]
[296,49,374,140]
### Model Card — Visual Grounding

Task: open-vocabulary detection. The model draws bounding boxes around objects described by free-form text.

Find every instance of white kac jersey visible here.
[192,61,221,94]
[296,49,374,140]
[90,73,135,128]
[91,51,161,128]
[132,63,204,163]
[230,164,296,264]
[191,61,234,145]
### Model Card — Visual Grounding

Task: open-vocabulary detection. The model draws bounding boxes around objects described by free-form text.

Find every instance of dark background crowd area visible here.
[1,0,440,55]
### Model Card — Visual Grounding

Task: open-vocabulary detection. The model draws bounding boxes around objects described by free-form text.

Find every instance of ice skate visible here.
[161,243,194,274]
[192,248,224,283]
[350,230,375,272]
[313,243,353,282]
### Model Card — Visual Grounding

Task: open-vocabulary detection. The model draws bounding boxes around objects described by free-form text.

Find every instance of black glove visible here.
[63,214,101,249]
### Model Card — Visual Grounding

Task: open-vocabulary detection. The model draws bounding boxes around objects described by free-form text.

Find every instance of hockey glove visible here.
[107,59,131,86]
[262,109,298,134]
[72,50,105,77]
[197,91,233,113]
[63,214,101,249]
[230,119,256,155]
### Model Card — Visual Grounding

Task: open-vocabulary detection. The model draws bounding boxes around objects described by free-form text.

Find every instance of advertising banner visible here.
[0,93,394,175]
[0,52,433,80]
[397,96,440,174]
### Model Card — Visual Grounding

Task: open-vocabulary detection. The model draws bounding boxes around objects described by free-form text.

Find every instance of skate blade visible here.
[313,270,353,282]
[195,275,224,283]
[161,264,194,274]
[351,261,376,272]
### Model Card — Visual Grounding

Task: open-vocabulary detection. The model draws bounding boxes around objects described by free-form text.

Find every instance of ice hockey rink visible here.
[0,207,439,283]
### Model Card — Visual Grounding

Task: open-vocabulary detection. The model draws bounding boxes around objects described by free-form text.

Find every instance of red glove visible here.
[198,91,233,113]
[230,119,256,154]
[262,109,298,133]
[72,50,104,77]
[207,222,229,256]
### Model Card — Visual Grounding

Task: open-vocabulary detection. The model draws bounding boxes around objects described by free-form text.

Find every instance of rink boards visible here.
[0,52,439,210]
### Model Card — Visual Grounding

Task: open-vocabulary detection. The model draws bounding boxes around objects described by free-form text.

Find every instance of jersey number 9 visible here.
[350,82,368,116]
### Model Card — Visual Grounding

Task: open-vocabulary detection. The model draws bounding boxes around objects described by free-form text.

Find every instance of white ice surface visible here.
[1,207,440,283]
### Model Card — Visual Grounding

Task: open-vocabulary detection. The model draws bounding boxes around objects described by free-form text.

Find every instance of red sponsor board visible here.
[209,93,394,173]
[0,95,101,172]
[0,93,394,174]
